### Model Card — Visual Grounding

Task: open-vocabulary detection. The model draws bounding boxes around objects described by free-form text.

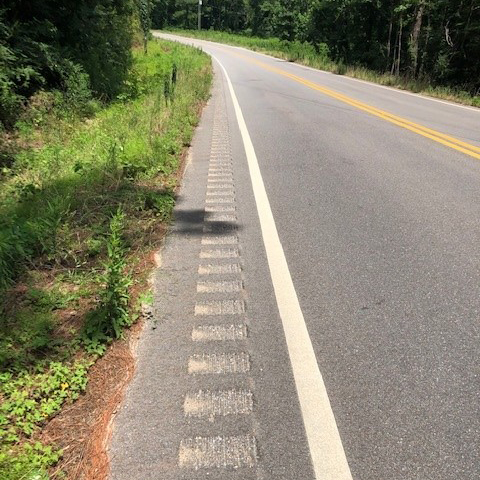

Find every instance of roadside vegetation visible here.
[0,35,211,480]
[153,0,480,107]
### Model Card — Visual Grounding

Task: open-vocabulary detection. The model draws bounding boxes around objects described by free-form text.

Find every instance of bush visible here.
[284,40,316,62]
[61,63,96,116]
[0,0,135,129]
[0,44,28,128]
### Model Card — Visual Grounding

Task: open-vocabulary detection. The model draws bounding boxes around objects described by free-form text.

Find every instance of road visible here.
[109,33,480,480]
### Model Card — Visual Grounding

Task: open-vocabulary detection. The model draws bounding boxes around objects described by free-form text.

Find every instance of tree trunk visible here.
[396,14,403,76]
[418,14,431,79]
[387,17,393,71]
[460,0,475,52]
[410,1,425,77]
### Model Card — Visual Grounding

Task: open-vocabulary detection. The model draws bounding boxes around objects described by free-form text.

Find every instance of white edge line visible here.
[157,32,479,113]
[211,52,354,480]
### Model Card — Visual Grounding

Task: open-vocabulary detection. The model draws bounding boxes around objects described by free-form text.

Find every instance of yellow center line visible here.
[213,44,480,160]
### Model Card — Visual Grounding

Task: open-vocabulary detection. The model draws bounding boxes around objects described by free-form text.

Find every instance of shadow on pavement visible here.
[171,208,241,236]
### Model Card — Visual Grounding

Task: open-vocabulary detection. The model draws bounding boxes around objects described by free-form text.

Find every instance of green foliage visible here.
[0,40,211,296]
[0,310,55,371]
[158,0,480,98]
[0,283,79,370]
[137,289,153,307]
[0,0,136,129]
[283,40,317,62]
[25,288,77,312]
[0,227,30,292]
[0,46,28,129]
[29,197,71,260]
[84,208,132,341]
[61,62,98,116]
[0,360,89,479]
[143,190,175,220]
[74,1,135,99]
[0,362,89,439]
[0,441,61,480]
[139,0,153,52]
[0,38,211,476]
[167,28,479,106]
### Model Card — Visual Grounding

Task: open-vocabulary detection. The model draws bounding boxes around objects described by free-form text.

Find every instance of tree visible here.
[139,0,152,52]
[0,0,136,128]
[153,0,480,95]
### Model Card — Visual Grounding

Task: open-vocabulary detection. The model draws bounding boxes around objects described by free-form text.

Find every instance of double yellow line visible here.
[219,46,480,161]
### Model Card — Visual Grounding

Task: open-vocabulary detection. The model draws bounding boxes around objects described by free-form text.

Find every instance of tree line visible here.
[153,0,480,94]
[0,0,149,130]
[1,0,477,131]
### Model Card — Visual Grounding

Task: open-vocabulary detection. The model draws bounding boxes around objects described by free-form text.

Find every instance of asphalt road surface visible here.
[109,33,480,480]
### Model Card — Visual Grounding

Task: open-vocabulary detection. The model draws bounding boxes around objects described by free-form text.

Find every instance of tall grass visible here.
[0,39,211,295]
[164,29,480,108]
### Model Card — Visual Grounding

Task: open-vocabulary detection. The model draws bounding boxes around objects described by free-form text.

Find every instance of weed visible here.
[0,310,55,370]
[334,61,347,75]
[137,289,153,307]
[0,441,61,480]
[0,361,90,438]
[0,361,89,479]
[143,190,175,220]
[83,208,132,342]
[25,287,77,312]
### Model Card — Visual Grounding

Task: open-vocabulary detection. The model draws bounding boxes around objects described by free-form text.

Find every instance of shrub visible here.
[61,62,96,116]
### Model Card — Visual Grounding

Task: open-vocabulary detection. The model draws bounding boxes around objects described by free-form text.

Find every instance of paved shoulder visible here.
[108,64,314,480]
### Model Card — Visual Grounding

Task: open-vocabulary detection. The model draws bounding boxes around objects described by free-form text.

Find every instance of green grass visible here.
[0,38,212,478]
[163,29,480,108]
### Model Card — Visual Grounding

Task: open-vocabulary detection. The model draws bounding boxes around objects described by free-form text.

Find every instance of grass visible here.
[163,29,480,108]
[0,38,212,479]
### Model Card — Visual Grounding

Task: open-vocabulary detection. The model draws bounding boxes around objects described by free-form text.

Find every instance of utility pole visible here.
[198,0,202,30]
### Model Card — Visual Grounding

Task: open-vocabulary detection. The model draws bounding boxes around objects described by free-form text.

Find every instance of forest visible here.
[152,0,480,96]
[0,0,138,130]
